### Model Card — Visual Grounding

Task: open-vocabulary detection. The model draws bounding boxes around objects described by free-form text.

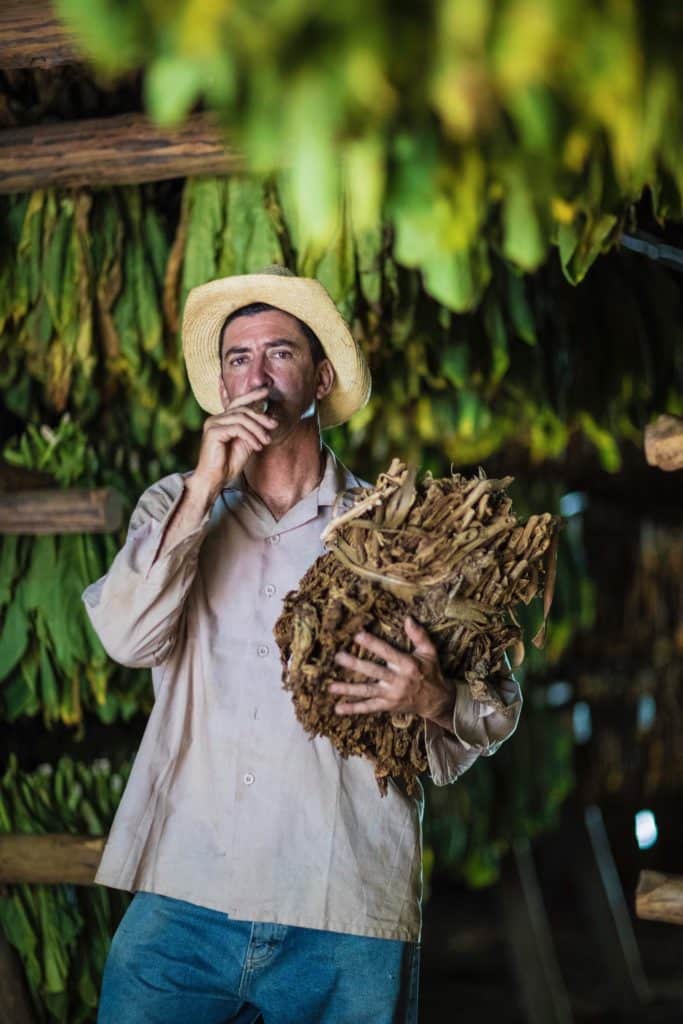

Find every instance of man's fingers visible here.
[329,680,387,699]
[333,651,395,683]
[207,413,273,446]
[404,616,436,659]
[352,630,412,672]
[327,680,373,702]
[335,697,389,716]
[209,422,267,452]
[242,408,279,430]
[208,423,267,450]
[213,407,277,434]
[226,387,270,411]
[215,382,278,428]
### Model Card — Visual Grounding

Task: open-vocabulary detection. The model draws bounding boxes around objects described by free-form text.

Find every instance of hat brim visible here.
[181,274,371,428]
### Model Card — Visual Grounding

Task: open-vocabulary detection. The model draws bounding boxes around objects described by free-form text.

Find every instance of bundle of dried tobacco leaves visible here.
[274,460,562,795]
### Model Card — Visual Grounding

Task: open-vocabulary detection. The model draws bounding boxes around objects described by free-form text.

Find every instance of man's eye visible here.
[273,350,293,359]
[229,357,247,367]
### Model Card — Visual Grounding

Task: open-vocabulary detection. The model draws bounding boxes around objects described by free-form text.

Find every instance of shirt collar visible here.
[222,444,363,531]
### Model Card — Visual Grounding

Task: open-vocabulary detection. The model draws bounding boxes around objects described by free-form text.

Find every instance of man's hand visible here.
[191,379,278,502]
[330,616,455,729]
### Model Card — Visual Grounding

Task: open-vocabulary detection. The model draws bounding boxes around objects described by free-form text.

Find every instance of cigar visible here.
[248,397,270,415]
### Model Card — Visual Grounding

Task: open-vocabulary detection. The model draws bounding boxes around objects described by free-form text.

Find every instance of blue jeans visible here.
[98,891,420,1024]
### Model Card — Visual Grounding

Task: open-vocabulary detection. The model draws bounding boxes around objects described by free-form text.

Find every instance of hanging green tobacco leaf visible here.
[0,597,30,681]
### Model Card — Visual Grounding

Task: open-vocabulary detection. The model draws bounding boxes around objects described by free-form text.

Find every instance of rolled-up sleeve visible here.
[424,667,522,787]
[81,472,211,669]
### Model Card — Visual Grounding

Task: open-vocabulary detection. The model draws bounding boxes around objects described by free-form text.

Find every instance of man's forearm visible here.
[154,476,218,565]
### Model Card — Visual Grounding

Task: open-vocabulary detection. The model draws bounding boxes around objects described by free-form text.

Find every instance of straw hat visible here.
[182,266,371,428]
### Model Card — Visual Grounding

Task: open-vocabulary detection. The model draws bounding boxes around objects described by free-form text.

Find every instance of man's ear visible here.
[315,359,335,401]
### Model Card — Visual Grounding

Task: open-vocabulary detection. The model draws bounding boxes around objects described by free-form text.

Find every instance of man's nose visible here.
[246,353,272,391]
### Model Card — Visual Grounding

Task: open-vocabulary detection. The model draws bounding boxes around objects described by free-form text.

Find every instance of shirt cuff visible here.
[424,674,522,786]
[452,677,522,754]
[424,722,483,786]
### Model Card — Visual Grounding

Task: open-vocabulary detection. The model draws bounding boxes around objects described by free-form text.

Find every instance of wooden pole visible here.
[0,112,242,193]
[499,839,574,1024]
[636,871,683,926]
[0,834,104,885]
[570,805,650,1008]
[0,487,124,533]
[0,2,78,70]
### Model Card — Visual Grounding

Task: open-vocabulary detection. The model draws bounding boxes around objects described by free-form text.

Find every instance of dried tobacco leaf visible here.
[275,460,562,796]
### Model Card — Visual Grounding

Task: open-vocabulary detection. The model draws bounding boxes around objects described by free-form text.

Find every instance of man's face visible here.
[220,309,327,442]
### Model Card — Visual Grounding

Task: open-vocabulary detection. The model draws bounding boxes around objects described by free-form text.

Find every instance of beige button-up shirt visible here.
[82,447,522,941]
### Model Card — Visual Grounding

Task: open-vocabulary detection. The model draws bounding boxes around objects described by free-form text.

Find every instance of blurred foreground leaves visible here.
[55,0,683,308]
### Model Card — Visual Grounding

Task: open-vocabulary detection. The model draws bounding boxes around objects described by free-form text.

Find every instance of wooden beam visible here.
[644,414,683,472]
[0,111,242,193]
[0,2,78,71]
[0,834,104,885]
[636,871,683,925]
[0,487,124,533]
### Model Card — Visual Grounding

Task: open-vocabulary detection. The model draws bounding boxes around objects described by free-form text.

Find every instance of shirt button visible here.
[268,534,280,545]
[264,584,276,597]
[243,772,255,786]
[257,644,269,657]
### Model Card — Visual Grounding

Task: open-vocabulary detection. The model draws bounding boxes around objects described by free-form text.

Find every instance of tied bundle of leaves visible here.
[275,459,562,795]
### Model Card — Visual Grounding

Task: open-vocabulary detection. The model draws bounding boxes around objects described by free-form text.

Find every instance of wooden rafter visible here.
[0,1,78,70]
[0,111,241,193]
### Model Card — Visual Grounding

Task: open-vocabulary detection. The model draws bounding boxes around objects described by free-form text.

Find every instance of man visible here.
[82,266,522,1024]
